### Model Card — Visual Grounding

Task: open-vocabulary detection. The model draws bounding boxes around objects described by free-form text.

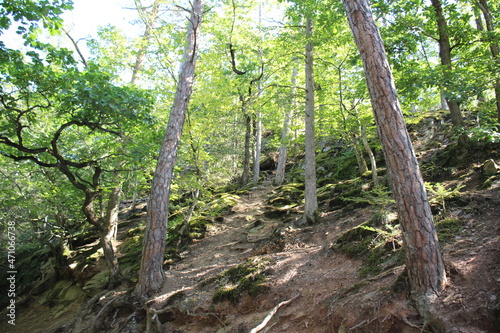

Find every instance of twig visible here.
[249,294,299,333]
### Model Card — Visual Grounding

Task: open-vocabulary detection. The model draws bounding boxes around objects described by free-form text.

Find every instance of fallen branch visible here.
[249,294,300,333]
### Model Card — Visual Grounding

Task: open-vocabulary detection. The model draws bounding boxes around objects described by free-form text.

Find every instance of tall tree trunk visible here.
[302,17,318,225]
[136,0,204,300]
[131,0,160,84]
[476,0,500,123]
[352,134,368,175]
[274,66,298,186]
[253,110,262,184]
[361,126,378,186]
[343,0,447,326]
[241,113,252,185]
[431,0,464,127]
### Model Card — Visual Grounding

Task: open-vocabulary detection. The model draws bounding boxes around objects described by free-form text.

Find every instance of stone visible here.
[483,159,499,176]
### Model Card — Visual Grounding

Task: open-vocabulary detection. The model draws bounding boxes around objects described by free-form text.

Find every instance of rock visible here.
[82,270,109,294]
[483,159,499,176]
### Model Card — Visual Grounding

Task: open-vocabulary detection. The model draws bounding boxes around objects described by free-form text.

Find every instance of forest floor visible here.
[2,114,500,332]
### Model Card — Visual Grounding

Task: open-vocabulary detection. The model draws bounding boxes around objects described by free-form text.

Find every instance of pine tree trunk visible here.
[431,0,464,127]
[302,17,318,225]
[274,66,297,186]
[136,0,203,300]
[343,0,447,325]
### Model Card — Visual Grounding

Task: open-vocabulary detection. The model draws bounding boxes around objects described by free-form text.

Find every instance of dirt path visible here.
[146,180,367,332]
[156,180,280,299]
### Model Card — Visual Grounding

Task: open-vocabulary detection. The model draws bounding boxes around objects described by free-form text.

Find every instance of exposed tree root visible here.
[250,294,300,333]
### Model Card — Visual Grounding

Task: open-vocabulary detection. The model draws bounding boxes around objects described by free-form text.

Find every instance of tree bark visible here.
[274,66,298,186]
[302,17,318,225]
[431,0,464,127]
[343,0,447,323]
[136,0,204,300]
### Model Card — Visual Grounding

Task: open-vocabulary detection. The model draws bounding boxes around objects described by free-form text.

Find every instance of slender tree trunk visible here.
[253,110,262,184]
[361,126,378,186]
[302,17,318,225]
[241,113,252,185]
[476,0,500,123]
[274,66,298,186]
[431,0,464,127]
[352,134,368,175]
[136,0,203,300]
[104,187,121,241]
[131,0,160,84]
[343,0,447,326]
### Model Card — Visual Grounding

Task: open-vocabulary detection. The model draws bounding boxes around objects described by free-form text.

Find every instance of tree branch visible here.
[62,28,89,68]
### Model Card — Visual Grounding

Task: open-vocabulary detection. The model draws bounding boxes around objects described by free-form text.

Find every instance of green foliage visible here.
[342,185,395,212]
[466,126,500,144]
[0,0,73,43]
[425,182,464,213]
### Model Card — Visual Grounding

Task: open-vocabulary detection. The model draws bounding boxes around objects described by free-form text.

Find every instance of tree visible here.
[135,0,204,300]
[430,0,464,127]
[274,65,298,186]
[342,0,447,325]
[0,53,153,287]
[476,0,500,123]
[302,15,318,225]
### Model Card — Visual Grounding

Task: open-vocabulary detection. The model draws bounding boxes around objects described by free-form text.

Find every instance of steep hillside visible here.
[1,112,500,333]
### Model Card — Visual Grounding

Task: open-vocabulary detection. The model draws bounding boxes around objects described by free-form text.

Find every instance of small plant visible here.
[425,182,464,213]
[333,219,403,277]
[342,185,395,212]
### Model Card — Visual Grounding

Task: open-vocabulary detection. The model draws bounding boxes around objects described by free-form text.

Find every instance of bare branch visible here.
[62,28,89,68]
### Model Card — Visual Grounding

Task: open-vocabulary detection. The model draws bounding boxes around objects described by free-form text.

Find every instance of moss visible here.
[119,235,143,272]
[392,270,410,294]
[267,183,304,206]
[435,217,463,242]
[212,258,270,303]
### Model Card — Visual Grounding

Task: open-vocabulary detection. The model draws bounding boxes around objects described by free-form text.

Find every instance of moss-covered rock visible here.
[82,270,109,294]
[212,258,270,303]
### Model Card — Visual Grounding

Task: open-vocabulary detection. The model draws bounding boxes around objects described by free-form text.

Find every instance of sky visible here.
[1,0,140,54]
[63,0,139,40]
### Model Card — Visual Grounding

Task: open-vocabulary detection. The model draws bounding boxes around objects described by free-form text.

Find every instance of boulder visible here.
[483,159,499,176]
